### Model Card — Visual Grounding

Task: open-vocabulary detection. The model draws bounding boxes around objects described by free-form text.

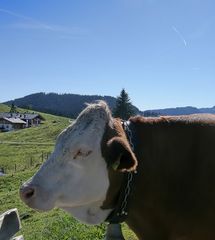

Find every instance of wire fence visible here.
[0,152,51,175]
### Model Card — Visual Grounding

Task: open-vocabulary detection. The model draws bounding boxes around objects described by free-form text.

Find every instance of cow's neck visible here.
[102,119,138,223]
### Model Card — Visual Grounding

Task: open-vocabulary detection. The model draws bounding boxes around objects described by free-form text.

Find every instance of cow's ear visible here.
[107,137,137,172]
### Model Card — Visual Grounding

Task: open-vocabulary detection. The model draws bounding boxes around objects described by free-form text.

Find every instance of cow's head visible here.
[20,101,137,224]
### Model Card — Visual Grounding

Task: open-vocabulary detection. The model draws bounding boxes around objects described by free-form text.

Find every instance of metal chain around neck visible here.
[107,120,137,223]
[117,169,134,217]
[115,121,137,218]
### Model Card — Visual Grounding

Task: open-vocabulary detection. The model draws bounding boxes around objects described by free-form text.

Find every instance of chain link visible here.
[118,172,133,216]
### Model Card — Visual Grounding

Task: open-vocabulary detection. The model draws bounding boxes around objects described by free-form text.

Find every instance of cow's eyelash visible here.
[73,150,92,160]
[73,150,82,159]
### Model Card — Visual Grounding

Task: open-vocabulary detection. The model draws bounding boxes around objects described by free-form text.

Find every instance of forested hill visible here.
[4,92,139,118]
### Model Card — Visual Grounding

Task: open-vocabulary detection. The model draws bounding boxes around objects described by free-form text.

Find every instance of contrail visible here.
[172,25,187,47]
[0,8,84,35]
[0,8,57,31]
[0,8,33,21]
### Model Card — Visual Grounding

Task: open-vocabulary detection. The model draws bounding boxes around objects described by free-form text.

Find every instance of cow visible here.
[20,101,215,240]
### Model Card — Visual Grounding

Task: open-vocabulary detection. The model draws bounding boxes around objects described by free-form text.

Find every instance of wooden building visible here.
[0,113,45,131]
[0,117,26,131]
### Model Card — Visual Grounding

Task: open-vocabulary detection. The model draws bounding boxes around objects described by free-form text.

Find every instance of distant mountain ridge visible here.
[143,106,215,116]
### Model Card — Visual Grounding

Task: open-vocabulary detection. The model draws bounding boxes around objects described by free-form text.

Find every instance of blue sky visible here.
[0,0,215,110]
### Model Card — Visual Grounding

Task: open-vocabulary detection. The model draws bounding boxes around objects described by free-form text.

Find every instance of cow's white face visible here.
[20,102,113,224]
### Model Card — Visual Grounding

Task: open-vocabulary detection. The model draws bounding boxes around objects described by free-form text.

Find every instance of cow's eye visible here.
[73,149,92,160]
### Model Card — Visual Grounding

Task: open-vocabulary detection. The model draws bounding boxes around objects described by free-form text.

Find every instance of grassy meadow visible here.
[0,104,137,239]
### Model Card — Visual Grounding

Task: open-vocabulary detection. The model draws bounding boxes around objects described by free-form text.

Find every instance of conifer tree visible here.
[113,89,135,119]
[10,103,17,113]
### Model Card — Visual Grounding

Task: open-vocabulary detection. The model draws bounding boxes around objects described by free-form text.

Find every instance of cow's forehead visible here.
[57,101,113,147]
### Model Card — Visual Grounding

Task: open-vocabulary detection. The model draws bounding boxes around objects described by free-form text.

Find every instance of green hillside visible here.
[0,103,26,112]
[0,103,10,112]
[0,108,69,173]
[0,106,137,239]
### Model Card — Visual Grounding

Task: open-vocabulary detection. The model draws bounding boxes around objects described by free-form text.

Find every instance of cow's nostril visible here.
[20,186,35,201]
[25,188,34,198]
